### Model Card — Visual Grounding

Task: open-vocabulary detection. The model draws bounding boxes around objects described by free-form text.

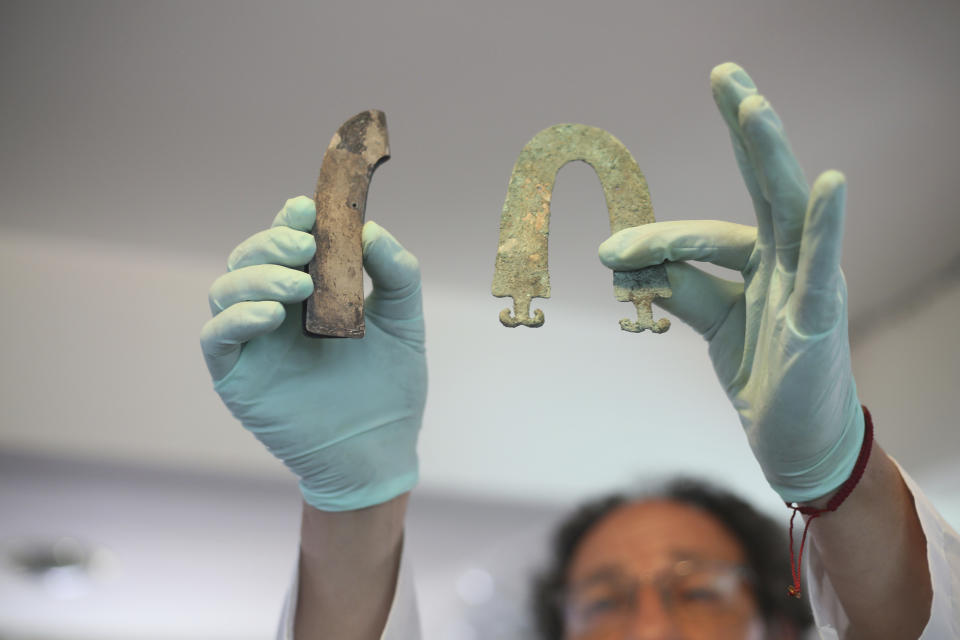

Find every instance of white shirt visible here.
[805,463,959,638]
[277,467,959,639]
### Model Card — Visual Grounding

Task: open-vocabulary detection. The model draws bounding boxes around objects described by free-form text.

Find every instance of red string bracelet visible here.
[785,405,874,598]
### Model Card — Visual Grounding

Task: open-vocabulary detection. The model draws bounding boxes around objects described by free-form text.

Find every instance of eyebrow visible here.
[569,551,716,590]
[570,565,627,590]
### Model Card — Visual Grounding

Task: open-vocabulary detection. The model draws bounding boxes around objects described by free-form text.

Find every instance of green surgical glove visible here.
[200,196,427,511]
[599,63,864,504]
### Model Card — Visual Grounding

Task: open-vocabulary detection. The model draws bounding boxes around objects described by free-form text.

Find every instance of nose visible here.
[623,585,682,640]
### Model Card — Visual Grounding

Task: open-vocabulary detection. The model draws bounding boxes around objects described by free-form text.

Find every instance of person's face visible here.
[563,500,762,640]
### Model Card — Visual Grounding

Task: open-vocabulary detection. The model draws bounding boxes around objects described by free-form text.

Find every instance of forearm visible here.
[294,493,409,640]
[805,442,931,639]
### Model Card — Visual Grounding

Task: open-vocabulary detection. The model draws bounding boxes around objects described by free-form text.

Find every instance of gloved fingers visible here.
[270,195,317,232]
[208,264,314,316]
[710,62,774,248]
[362,221,423,321]
[200,300,286,381]
[599,220,757,273]
[737,92,810,273]
[227,226,316,271]
[790,170,847,335]
[656,261,745,338]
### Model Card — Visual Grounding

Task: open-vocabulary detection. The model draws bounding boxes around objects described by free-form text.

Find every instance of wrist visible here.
[300,492,409,559]
[296,494,409,640]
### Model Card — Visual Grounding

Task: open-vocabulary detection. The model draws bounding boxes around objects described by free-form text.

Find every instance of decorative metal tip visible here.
[620,316,671,333]
[617,294,671,333]
[499,300,545,328]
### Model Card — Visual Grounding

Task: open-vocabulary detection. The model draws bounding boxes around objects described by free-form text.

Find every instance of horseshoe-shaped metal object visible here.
[492,123,671,333]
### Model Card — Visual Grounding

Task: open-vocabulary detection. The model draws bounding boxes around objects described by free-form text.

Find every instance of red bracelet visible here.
[785,405,874,598]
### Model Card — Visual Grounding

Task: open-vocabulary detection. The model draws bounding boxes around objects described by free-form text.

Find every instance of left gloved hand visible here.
[599,63,864,504]
[200,197,427,511]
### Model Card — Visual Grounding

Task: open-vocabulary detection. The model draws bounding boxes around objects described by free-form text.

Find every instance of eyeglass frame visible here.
[560,557,758,637]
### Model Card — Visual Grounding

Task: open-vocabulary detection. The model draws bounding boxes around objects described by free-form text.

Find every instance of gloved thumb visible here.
[362,221,423,322]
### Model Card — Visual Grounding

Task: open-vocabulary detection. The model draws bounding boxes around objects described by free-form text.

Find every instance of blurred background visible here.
[1,1,958,637]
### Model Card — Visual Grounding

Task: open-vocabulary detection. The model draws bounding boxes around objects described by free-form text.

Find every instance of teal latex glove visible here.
[200,196,427,511]
[599,63,864,504]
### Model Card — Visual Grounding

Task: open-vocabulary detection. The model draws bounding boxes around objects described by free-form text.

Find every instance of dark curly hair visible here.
[531,477,813,638]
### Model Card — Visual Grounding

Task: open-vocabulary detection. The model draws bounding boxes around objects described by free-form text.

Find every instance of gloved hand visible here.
[599,63,864,504]
[200,196,427,511]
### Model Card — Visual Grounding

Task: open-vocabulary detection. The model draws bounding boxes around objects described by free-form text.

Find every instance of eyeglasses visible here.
[563,559,755,638]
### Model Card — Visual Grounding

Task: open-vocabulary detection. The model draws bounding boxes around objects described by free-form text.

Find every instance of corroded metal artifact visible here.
[304,110,390,338]
[492,124,671,333]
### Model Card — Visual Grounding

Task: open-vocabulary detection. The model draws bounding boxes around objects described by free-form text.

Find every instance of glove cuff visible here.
[300,469,419,512]
[784,406,874,598]
[297,418,421,512]
[769,401,866,504]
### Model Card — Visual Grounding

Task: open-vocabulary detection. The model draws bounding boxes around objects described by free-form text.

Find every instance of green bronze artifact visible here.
[492,123,672,333]
[304,110,390,338]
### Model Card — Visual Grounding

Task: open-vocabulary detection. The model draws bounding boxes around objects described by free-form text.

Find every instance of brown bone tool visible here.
[304,110,390,338]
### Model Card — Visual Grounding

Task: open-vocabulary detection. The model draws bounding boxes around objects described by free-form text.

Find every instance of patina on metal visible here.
[304,110,390,338]
[492,124,672,333]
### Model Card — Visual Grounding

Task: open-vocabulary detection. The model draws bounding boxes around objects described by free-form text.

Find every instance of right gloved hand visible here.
[200,196,427,511]
[599,63,863,504]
